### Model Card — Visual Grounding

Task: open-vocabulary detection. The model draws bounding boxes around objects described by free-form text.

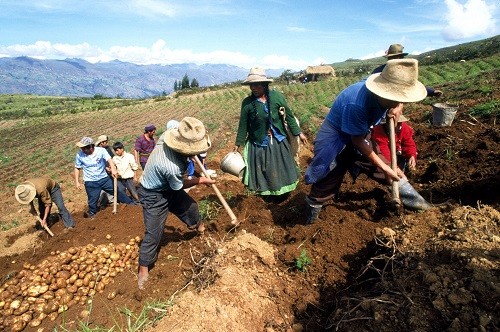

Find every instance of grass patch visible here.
[469,100,499,117]
[198,197,222,221]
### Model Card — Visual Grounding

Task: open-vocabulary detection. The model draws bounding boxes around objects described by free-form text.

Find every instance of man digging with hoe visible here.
[137,117,214,290]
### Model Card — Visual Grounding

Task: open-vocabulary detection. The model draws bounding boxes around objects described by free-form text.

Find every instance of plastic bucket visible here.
[221,152,245,179]
[432,103,458,127]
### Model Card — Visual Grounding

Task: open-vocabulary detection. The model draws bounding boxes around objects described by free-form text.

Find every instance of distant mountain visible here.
[0,57,274,98]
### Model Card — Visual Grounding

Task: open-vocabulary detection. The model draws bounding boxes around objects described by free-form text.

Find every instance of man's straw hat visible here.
[384,44,408,58]
[15,182,36,204]
[95,135,109,146]
[365,59,427,103]
[165,117,211,155]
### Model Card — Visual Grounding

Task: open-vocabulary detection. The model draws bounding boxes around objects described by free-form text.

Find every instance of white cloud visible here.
[0,39,310,70]
[442,0,497,40]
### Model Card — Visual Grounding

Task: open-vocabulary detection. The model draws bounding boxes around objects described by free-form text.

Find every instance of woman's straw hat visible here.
[15,182,36,204]
[165,117,211,155]
[241,67,273,85]
[365,59,427,103]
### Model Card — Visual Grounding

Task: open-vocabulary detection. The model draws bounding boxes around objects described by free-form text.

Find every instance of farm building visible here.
[303,65,336,82]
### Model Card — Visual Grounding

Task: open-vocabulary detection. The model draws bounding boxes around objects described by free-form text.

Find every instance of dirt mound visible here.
[329,204,499,331]
[149,231,294,331]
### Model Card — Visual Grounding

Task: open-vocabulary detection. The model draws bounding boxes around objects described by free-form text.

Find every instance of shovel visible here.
[112,177,117,214]
[36,216,54,237]
[388,116,401,207]
[194,155,238,225]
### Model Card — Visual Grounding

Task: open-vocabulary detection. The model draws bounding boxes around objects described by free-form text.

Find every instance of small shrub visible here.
[295,249,312,272]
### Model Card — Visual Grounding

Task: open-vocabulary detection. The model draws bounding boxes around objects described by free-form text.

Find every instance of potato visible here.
[29,318,42,327]
[41,290,55,300]
[67,285,78,294]
[9,299,21,310]
[107,291,117,300]
[55,277,67,289]
[68,274,78,284]
[27,284,49,297]
[79,309,90,319]
[56,270,70,279]
[43,300,58,314]
[10,320,27,332]
[13,301,30,315]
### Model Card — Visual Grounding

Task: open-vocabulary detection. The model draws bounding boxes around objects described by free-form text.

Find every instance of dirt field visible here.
[0,83,499,331]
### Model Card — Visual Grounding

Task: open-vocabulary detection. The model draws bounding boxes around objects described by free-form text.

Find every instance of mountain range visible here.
[0,57,283,98]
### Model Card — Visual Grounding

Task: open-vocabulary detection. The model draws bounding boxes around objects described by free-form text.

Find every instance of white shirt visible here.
[112,151,138,179]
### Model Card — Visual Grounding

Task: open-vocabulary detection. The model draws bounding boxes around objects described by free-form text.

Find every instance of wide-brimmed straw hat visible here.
[95,135,108,146]
[384,44,408,58]
[365,59,427,103]
[165,117,211,155]
[15,182,36,204]
[76,136,94,147]
[241,67,273,85]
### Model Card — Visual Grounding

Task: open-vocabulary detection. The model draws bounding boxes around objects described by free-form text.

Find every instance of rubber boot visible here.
[397,178,432,210]
[305,196,323,224]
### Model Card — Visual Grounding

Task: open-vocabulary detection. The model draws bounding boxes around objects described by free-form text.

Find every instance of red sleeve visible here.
[400,123,417,159]
[371,125,391,162]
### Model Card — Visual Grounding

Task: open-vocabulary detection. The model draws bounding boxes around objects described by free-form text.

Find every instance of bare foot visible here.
[197,222,205,233]
[138,266,149,290]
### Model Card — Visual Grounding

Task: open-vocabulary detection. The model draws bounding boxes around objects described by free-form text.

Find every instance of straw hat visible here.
[95,135,108,146]
[365,59,427,103]
[384,44,408,58]
[241,67,273,85]
[76,136,94,147]
[15,182,36,204]
[165,117,211,155]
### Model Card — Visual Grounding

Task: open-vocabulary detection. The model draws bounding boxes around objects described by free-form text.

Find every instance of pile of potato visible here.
[0,237,140,332]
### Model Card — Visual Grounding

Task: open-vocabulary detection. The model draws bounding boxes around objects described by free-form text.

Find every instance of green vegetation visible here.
[295,249,312,272]
[470,100,499,117]
[0,219,20,231]
[198,198,222,221]
[0,94,144,120]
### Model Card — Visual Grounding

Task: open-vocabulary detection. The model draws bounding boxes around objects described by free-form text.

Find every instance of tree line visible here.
[173,74,199,91]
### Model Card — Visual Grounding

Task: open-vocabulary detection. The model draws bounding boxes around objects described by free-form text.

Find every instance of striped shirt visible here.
[140,143,188,191]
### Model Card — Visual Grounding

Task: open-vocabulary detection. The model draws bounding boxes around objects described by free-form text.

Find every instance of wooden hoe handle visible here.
[112,177,117,214]
[193,155,238,225]
[388,117,401,205]
[36,216,54,237]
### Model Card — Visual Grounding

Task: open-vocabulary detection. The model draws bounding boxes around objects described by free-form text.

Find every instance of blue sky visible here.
[0,0,497,70]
